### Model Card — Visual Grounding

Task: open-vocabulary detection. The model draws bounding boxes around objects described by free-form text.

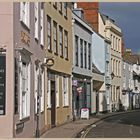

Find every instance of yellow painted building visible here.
[44,2,73,129]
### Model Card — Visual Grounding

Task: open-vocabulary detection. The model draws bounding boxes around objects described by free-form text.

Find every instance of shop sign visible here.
[0,55,6,115]
[81,108,89,119]
[72,80,78,86]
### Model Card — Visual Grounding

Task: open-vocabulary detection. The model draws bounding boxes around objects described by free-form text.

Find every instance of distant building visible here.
[123,49,140,109]
[122,59,133,110]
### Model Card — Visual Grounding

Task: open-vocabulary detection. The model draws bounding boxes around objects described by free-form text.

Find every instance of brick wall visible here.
[77,2,99,32]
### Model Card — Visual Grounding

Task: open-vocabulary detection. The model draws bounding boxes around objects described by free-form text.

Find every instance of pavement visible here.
[41,109,140,138]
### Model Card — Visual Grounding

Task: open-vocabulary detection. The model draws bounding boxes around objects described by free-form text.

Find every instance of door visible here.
[51,81,56,127]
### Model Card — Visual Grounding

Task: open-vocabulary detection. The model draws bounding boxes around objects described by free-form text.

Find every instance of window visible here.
[40,69,45,112]
[34,65,39,114]
[113,36,115,50]
[14,58,18,114]
[114,85,115,102]
[80,39,83,68]
[116,38,118,51]
[116,60,118,76]
[59,26,63,57]
[55,75,59,107]
[64,30,68,59]
[20,61,30,119]
[53,2,57,9]
[106,61,109,76]
[20,2,30,28]
[64,2,67,18]
[84,41,87,68]
[63,76,69,106]
[58,2,62,14]
[34,66,45,113]
[111,58,113,72]
[118,39,120,53]
[88,43,91,70]
[47,16,51,51]
[47,79,51,108]
[34,2,39,40]
[111,34,113,49]
[40,8,44,46]
[118,61,120,76]
[75,35,78,66]
[113,59,115,74]
[53,21,58,54]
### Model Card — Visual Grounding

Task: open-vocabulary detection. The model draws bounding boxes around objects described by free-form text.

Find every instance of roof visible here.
[123,53,140,65]
[92,63,104,75]
[99,12,120,28]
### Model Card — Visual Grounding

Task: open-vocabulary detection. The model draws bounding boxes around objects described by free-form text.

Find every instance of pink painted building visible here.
[0,2,46,137]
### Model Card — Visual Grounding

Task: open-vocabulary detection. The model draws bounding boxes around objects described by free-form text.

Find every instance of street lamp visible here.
[35,57,54,138]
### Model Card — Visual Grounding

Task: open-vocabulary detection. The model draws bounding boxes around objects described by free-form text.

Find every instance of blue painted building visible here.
[92,31,111,113]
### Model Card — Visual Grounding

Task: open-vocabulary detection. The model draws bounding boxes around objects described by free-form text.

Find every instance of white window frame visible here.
[19,55,30,120]
[59,26,63,57]
[34,65,39,114]
[34,2,39,40]
[20,2,30,28]
[40,8,44,46]
[55,75,59,107]
[40,69,45,112]
[64,30,68,59]
[62,76,69,106]
[53,21,57,54]
[47,79,51,108]
[47,16,51,50]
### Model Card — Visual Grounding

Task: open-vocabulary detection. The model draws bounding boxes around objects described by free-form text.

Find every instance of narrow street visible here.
[85,110,140,138]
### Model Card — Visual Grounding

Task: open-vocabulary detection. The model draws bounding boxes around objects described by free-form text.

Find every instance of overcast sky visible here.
[99,2,140,54]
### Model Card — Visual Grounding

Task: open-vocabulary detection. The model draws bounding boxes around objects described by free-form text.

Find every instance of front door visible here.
[51,81,56,127]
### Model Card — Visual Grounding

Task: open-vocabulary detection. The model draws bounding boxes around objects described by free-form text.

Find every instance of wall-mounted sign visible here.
[72,80,78,86]
[21,31,30,46]
[0,55,6,115]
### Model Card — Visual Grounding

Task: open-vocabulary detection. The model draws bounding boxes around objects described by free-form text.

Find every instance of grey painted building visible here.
[72,8,93,118]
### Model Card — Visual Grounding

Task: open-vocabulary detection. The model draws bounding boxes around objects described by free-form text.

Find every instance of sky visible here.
[99,2,140,54]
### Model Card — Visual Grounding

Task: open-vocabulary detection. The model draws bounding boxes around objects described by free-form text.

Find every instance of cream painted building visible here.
[44,2,73,129]
[99,13,122,112]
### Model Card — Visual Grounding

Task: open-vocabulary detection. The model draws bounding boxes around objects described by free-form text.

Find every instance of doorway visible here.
[51,80,56,127]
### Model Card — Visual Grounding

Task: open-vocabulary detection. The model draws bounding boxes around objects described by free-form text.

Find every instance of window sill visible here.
[48,49,52,53]
[65,58,69,61]
[63,106,69,108]
[20,20,30,32]
[60,55,64,58]
[54,52,58,56]
[59,11,62,15]
[20,116,30,122]
[64,15,68,20]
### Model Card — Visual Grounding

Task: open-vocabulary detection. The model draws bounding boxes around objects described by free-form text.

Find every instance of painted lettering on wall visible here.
[21,31,30,46]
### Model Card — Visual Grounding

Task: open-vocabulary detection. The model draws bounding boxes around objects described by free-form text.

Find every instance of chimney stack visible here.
[77,2,99,32]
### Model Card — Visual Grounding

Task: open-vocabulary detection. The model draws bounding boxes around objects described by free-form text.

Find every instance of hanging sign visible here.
[0,55,6,115]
